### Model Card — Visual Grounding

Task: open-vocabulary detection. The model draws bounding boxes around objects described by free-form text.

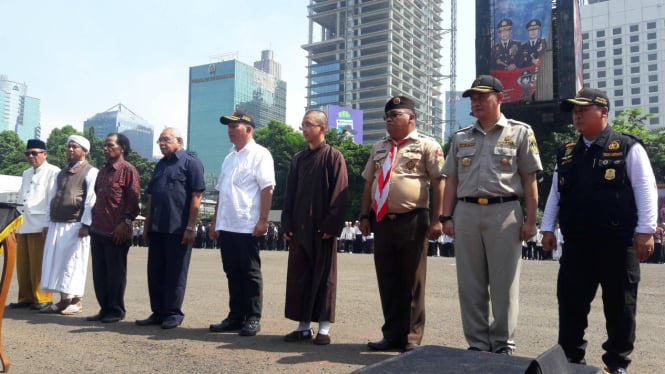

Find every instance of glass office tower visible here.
[188,51,287,189]
[83,104,154,159]
[0,75,41,141]
[303,0,444,143]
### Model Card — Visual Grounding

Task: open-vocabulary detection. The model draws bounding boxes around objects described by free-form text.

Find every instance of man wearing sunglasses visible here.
[9,140,60,311]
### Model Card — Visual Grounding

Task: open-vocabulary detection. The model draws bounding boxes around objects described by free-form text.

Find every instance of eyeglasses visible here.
[24,151,45,157]
[301,123,322,129]
[383,111,410,120]
[156,137,176,144]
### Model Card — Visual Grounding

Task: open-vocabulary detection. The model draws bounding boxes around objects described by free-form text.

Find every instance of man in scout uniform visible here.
[359,96,445,352]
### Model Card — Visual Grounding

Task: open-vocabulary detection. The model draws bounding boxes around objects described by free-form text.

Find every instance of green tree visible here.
[45,125,81,168]
[0,131,28,176]
[125,150,156,209]
[253,120,306,210]
[612,107,664,183]
[326,128,371,219]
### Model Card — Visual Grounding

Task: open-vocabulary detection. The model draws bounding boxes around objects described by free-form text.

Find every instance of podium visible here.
[354,345,604,374]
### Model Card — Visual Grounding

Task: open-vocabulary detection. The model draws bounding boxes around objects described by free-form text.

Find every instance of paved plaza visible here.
[2,248,663,373]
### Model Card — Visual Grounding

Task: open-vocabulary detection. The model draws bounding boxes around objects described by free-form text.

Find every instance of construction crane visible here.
[442,0,457,140]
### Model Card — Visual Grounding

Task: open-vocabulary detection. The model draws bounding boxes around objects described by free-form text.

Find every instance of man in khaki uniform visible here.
[441,76,542,355]
[359,96,445,352]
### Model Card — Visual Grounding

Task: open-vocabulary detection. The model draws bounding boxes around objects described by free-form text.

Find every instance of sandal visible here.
[60,302,83,315]
[39,303,61,314]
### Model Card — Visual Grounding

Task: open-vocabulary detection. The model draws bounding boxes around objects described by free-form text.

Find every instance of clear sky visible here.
[2,0,475,153]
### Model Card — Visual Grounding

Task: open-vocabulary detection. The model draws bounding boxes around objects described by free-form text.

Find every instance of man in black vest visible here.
[541,88,658,374]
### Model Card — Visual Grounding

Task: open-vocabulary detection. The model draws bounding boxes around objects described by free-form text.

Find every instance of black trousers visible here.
[218,231,263,322]
[372,209,429,345]
[557,235,639,369]
[147,233,193,323]
[91,233,130,318]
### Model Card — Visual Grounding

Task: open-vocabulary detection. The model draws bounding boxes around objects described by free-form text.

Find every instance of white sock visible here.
[318,321,330,335]
[297,321,311,331]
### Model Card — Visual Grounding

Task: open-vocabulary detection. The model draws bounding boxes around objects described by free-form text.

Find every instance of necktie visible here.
[374,139,408,221]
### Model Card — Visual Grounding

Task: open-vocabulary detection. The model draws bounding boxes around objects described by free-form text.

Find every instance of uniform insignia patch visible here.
[605,168,616,181]
[608,141,620,151]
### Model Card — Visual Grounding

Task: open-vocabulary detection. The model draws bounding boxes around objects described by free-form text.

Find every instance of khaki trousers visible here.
[16,233,53,304]
[454,200,522,352]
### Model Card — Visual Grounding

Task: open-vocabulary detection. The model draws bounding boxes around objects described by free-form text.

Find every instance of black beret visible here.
[385,96,416,113]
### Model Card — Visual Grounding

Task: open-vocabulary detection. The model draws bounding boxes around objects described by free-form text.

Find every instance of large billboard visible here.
[327,105,364,144]
[490,0,553,103]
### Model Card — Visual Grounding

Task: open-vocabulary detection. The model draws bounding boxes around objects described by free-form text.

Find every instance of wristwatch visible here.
[439,215,453,223]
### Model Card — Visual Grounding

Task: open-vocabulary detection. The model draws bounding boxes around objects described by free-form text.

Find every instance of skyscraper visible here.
[83,104,154,159]
[188,50,287,188]
[0,75,41,141]
[303,0,445,143]
[444,91,474,141]
[581,0,665,128]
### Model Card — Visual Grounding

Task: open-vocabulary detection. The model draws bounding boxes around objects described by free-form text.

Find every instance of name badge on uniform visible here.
[462,157,472,167]
[605,168,616,180]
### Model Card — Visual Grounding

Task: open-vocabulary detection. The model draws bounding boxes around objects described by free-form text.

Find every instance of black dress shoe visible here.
[86,313,104,321]
[239,319,261,336]
[367,338,401,351]
[135,315,162,326]
[31,302,52,310]
[403,343,420,352]
[101,315,124,323]
[161,317,182,329]
[209,318,244,333]
[7,302,32,309]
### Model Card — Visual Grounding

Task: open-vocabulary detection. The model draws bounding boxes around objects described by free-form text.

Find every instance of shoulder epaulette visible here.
[454,125,474,134]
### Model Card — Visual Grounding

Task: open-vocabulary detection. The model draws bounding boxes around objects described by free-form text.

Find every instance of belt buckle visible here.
[387,214,397,220]
[478,198,489,205]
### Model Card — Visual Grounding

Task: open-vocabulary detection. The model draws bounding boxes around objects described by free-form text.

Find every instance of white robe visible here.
[41,166,98,296]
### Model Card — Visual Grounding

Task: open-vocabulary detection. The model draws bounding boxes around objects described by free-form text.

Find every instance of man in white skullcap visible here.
[40,135,99,315]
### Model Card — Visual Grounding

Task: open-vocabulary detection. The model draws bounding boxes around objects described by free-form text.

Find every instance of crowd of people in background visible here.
[8,80,661,374]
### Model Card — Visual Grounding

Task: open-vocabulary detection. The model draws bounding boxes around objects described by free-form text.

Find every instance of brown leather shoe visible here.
[314,333,331,345]
[284,328,313,342]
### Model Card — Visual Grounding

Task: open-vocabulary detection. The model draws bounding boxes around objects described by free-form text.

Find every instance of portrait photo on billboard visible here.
[490,0,552,102]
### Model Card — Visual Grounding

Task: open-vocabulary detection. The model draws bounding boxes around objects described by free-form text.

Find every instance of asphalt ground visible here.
[2,247,663,373]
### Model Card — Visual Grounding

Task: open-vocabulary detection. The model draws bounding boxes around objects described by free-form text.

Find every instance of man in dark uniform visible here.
[359,96,445,352]
[520,19,547,67]
[492,19,521,70]
[541,88,658,374]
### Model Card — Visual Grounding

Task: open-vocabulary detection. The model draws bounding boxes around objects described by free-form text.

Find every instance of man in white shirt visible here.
[9,139,60,310]
[208,110,275,337]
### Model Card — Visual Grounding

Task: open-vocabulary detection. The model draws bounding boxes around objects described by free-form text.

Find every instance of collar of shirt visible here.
[104,158,127,170]
[33,160,52,173]
[388,130,419,144]
[472,113,508,134]
[231,139,258,154]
